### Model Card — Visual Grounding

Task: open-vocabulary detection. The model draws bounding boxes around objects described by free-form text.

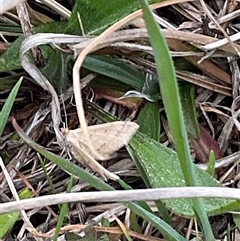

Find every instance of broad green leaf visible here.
[99,233,109,241]
[0,77,22,137]
[127,144,172,226]
[137,101,160,141]
[101,217,110,227]
[0,76,40,92]
[0,189,32,238]
[130,132,240,217]
[0,36,144,94]
[84,225,97,241]
[66,0,160,34]
[99,219,111,241]
[40,45,72,93]
[90,75,132,92]
[179,81,200,138]
[0,21,68,72]
[83,55,145,90]
[36,21,68,33]
[0,36,24,72]
[0,77,20,91]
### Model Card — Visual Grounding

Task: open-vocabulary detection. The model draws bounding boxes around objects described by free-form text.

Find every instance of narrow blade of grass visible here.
[140,0,214,240]
[0,77,22,137]
[53,176,74,241]
[207,150,216,176]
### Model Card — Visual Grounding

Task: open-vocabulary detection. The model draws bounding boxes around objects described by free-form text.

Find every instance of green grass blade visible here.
[137,101,160,141]
[126,202,187,241]
[0,77,22,137]
[118,179,153,214]
[66,0,159,34]
[179,82,200,138]
[53,176,74,241]
[140,1,214,240]
[38,154,57,194]
[206,151,216,176]
[140,0,194,185]
[83,55,145,90]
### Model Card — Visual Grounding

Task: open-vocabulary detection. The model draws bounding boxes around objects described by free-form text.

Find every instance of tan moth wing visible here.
[65,121,139,160]
[68,141,118,180]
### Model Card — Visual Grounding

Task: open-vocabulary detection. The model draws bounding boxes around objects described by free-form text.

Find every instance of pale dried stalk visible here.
[1,187,239,214]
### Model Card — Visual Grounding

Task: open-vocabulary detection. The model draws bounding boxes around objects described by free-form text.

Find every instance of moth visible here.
[62,121,139,179]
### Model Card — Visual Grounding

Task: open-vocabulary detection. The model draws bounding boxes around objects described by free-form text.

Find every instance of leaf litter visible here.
[0,0,240,240]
